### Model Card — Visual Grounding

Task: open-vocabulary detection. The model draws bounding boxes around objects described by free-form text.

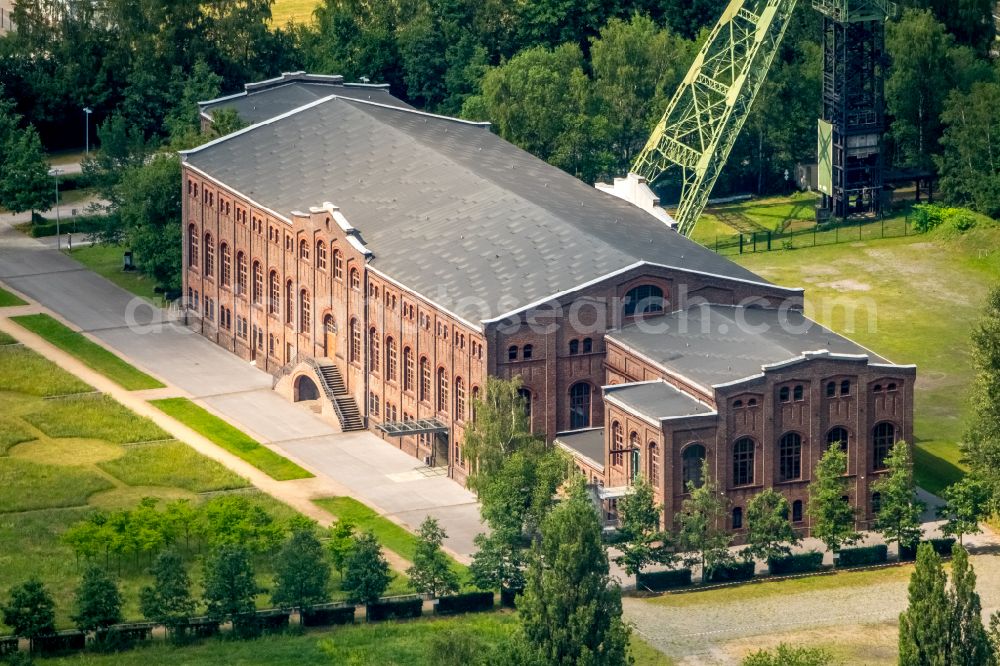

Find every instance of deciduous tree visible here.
[807,444,861,553]
[202,545,259,620]
[614,475,674,579]
[961,286,1000,491]
[341,532,392,605]
[407,517,459,598]
[743,488,799,562]
[2,578,56,651]
[139,550,196,632]
[462,376,539,493]
[675,460,732,581]
[938,475,991,544]
[71,566,122,632]
[871,442,924,552]
[0,89,52,215]
[327,520,356,580]
[271,528,332,610]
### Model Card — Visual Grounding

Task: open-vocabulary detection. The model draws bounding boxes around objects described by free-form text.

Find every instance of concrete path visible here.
[0,218,482,563]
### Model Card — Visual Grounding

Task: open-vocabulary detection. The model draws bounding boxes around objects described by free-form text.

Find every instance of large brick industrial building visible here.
[182,73,915,532]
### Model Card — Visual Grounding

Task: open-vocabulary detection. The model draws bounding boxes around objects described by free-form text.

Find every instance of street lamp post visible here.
[83,107,92,156]
[48,168,63,250]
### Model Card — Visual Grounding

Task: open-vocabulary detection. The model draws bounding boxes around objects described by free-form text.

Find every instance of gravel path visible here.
[625,530,1000,664]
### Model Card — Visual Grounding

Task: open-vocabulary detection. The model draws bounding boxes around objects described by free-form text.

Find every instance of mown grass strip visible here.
[150,398,313,481]
[11,313,164,390]
[0,329,18,345]
[0,285,27,307]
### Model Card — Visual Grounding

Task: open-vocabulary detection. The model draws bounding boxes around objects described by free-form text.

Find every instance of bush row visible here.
[706,560,756,584]
[898,538,957,562]
[636,568,692,591]
[767,551,824,575]
[28,215,107,238]
[435,591,494,615]
[835,544,888,568]
[366,597,423,622]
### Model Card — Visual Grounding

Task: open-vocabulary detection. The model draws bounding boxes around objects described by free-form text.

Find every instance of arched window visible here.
[623,284,665,317]
[629,432,640,482]
[872,422,896,470]
[403,347,414,391]
[349,318,361,364]
[793,385,804,401]
[872,491,882,514]
[251,261,262,304]
[840,380,851,395]
[385,337,397,381]
[733,437,755,486]
[188,225,199,267]
[419,357,431,402]
[508,346,518,361]
[648,442,659,486]
[523,344,533,360]
[455,377,465,420]
[748,397,758,407]
[569,382,591,429]
[437,368,449,413]
[682,444,706,490]
[204,233,214,276]
[611,421,623,467]
[316,241,326,269]
[299,289,310,333]
[471,386,480,420]
[568,339,579,355]
[827,427,849,453]
[220,243,231,286]
[732,507,743,529]
[333,249,343,280]
[285,280,294,323]
[582,338,593,353]
[778,432,802,481]
[350,268,360,290]
[236,252,247,295]
[299,239,309,260]
[826,381,836,397]
[779,386,790,402]
[792,499,803,522]
[268,271,279,315]
[518,388,532,422]
[369,328,380,373]
[887,382,898,392]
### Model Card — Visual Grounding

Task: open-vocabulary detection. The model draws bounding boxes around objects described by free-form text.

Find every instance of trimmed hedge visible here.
[768,551,824,575]
[835,544,888,568]
[0,637,17,657]
[232,610,290,638]
[636,568,692,591]
[28,215,107,238]
[436,591,494,615]
[34,631,87,654]
[706,560,756,583]
[500,587,521,608]
[302,604,356,627]
[899,538,957,562]
[177,618,220,639]
[366,597,423,622]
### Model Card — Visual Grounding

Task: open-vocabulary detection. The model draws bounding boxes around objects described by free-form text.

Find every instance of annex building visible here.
[182,73,915,534]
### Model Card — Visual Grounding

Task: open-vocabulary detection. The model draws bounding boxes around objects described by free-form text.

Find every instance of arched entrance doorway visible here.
[294,375,320,402]
[323,314,337,358]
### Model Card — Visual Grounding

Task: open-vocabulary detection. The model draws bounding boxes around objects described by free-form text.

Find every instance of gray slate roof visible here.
[606,305,893,389]
[199,73,412,126]
[604,380,715,422]
[183,95,779,325]
[554,428,605,469]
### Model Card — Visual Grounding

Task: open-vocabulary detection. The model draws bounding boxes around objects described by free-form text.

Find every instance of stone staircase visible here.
[314,362,364,432]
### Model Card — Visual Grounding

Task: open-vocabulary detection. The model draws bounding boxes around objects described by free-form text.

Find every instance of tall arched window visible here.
[349,318,361,364]
[316,241,327,270]
[437,368,449,413]
[732,507,743,529]
[333,249,343,280]
[648,442,659,486]
[517,387,532,422]
[611,421,623,467]
[682,443,705,490]
[236,252,247,294]
[508,346,518,361]
[455,377,465,421]
[299,239,309,260]
[285,280,294,323]
[827,427,849,453]
[582,337,593,353]
[251,261,262,304]
[268,271,279,315]
[778,432,802,481]
[385,337,397,381]
[403,347,414,391]
[629,432,640,482]
[568,339,579,355]
[623,284,664,317]
[350,268,360,290]
[792,499,803,522]
[872,422,897,470]
[733,437,755,486]
[299,289,310,333]
[569,382,591,429]
[188,225,199,267]
[523,344,533,360]
[369,328,380,373]
[419,357,431,402]
[204,233,214,276]
[220,243,231,286]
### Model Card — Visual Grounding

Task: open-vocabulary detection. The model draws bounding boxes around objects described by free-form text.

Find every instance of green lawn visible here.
[0,330,16,345]
[727,223,1000,494]
[11,314,164,390]
[0,285,26,307]
[65,244,164,305]
[98,440,249,493]
[0,417,35,453]
[0,458,115,513]
[0,343,93,396]
[24,394,169,443]
[150,398,313,481]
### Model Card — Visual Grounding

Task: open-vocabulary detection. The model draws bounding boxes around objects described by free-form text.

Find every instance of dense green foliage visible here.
[407,518,460,598]
[271,528,332,610]
[139,551,195,630]
[71,566,122,632]
[743,488,799,562]
[613,475,673,578]
[962,286,1000,506]
[742,643,833,666]
[342,532,392,605]
[0,88,51,214]
[807,444,861,552]
[937,476,991,543]
[675,460,732,581]
[202,545,259,620]
[870,442,924,550]
[2,578,56,647]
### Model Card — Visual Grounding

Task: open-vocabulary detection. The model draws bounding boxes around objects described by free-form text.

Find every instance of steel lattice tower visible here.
[813,0,895,219]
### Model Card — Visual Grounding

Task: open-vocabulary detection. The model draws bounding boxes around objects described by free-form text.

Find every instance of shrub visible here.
[900,538,956,561]
[636,568,692,591]
[767,551,824,575]
[835,544,888,568]
[366,597,423,622]
[301,604,356,627]
[499,587,521,608]
[33,631,86,654]
[706,560,755,583]
[435,591,494,615]
[28,215,108,238]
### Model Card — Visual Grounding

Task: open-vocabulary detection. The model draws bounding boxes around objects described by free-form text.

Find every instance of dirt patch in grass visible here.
[722,620,898,665]
[10,437,123,465]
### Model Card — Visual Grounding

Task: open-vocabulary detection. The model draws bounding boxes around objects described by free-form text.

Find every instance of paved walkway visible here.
[0,219,481,563]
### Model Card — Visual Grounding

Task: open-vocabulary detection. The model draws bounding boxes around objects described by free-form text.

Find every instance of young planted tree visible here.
[962,286,1000,501]
[202,545,259,621]
[71,566,122,632]
[462,376,540,493]
[744,488,800,562]
[614,475,674,580]
[0,90,52,216]
[469,528,527,596]
[407,517,459,598]
[899,543,951,665]
[271,528,332,610]
[139,550,196,633]
[518,480,630,665]
[327,520,356,581]
[2,578,56,651]
[341,532,392,605]
[938,475,992,544]
[807,444,861,553]
[949,543,994,666]
[871,442,924,553]
[675,460,732,581]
